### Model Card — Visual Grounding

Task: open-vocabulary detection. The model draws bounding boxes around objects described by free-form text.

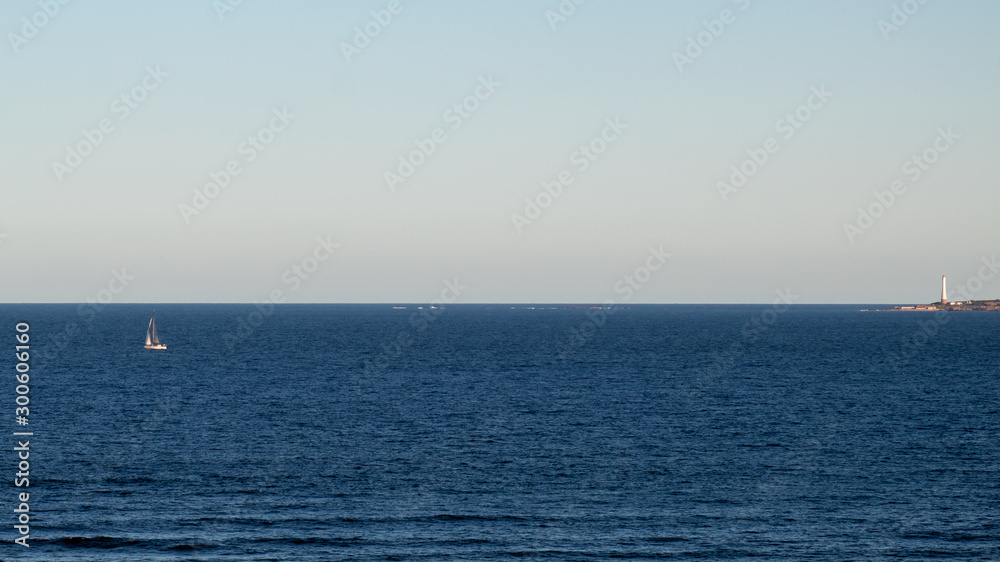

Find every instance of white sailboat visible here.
[144,311,167,350]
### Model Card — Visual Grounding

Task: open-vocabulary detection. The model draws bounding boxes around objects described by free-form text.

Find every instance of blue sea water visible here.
[1,304,999,560]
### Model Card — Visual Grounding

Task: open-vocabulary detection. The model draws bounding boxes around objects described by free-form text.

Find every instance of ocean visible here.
[2,304,998,560]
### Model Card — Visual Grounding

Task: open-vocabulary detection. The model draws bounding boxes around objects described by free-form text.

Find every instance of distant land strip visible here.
[884,300,1000,312]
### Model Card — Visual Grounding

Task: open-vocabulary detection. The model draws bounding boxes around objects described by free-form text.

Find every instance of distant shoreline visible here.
[883,300,1000,312]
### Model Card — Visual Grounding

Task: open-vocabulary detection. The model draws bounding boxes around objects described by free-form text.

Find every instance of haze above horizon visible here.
[2,0,998,304]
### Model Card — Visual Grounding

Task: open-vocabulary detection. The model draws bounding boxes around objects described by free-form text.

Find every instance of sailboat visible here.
[144,311,167,350]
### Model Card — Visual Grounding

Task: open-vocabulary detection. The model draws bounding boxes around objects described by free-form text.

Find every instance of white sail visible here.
[149,315,160,345]
[144,312,166,350]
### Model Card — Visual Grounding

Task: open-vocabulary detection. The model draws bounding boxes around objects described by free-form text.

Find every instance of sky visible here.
[1,0,998,304]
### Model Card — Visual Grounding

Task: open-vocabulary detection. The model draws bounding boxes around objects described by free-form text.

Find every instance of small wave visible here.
[899,530,995,542]
[249,537,366,546]
[40,536,219,551]
[105,476,157,484]
[334,513,536,524]
[426,513,528,522]
[192,516,275,526]
[48,536,143,548]
[947,534,994,542]
[164,541,217,551]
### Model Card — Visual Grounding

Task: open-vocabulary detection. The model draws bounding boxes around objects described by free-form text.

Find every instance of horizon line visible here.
[0,302,951,306]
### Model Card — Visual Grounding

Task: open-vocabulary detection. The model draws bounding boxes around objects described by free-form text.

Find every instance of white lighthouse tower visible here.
[941,275,947,304]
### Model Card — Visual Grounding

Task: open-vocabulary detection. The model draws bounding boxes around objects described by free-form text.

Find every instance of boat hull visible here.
[144,344,167,350]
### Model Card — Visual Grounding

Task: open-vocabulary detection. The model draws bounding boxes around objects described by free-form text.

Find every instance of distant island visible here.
[884,275,1000,311]
[887,300,1000,312]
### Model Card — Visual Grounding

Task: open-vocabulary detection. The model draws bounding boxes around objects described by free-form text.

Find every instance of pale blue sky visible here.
[1,0,998,303]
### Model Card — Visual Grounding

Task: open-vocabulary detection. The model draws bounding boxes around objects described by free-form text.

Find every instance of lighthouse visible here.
[941,275,947,304]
